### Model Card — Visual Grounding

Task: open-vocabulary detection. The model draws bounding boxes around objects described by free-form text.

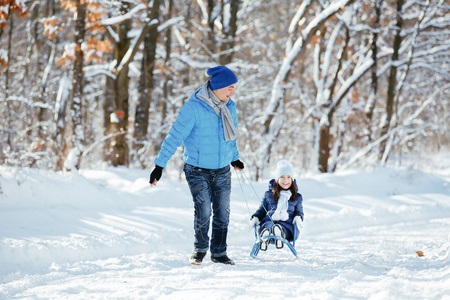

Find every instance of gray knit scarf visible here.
[197,81,240,141]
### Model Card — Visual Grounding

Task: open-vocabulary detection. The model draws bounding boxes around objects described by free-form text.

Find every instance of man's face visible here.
[213,83,237,102]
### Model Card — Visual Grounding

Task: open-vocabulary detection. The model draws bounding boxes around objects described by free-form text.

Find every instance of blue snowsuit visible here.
[252,179,304,241]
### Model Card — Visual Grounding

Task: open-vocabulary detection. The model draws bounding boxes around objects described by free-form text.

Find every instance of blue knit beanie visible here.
[207,66,238,90]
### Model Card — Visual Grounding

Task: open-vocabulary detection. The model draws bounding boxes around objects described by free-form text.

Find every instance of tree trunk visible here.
[158,0,173,153]
[318,125,331,173]
[38,0,57,139]
[364,0,382,141]
[317,27,350,173]
[53,75,71,171]
[206,0,216,55]
[183,1,194,86]
[109,66,130,167]
[219,0,239,65]
[104,2,132,167]
[133,0,161,163]
[4,5,12,101]
[2,5,14,163]
[379,0,404,162]
[64,0,86,171]
[103,75,115,160]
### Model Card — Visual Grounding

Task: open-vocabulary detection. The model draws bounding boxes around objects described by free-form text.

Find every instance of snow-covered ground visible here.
[1,163,450,299]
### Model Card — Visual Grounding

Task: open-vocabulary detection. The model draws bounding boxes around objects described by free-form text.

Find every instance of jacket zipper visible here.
[218,114,221,168]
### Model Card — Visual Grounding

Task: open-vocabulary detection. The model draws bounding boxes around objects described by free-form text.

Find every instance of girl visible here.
[250,160,304,251]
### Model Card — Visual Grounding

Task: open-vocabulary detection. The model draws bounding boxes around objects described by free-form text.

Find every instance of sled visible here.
[250,224,298,258]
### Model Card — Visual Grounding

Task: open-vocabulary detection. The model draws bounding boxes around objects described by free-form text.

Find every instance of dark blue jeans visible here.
[184,163,231,258]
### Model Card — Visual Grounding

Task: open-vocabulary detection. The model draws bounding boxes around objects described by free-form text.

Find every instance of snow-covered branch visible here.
[1,96,55,112]
[101,4,147,26]
[115,18,159,75]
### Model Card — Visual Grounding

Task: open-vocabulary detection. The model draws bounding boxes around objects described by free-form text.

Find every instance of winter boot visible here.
[272,224,285,249]
[189,251,207,265]
[211,255,235,265]
[259,228,270,251]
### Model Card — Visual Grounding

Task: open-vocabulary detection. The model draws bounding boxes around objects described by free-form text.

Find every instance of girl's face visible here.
[278,175,292,190]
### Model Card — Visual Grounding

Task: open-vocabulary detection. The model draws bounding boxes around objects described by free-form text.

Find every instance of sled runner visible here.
[250,224,298,258]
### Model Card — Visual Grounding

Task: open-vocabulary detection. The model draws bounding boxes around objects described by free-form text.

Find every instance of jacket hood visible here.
[196,81,210,103]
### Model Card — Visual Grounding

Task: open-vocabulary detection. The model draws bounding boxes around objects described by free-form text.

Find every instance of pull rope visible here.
[234,169,276,227]
[235,168,252,216]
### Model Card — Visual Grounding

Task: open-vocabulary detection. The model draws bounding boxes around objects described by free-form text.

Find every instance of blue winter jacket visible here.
[154,85,240,169]
[252,179,304,241]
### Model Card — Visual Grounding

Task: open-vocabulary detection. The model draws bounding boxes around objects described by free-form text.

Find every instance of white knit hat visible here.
[275,159,294,180]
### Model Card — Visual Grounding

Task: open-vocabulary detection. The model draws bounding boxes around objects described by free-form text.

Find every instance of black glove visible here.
[149,165,163,184]
[231,160,244,170]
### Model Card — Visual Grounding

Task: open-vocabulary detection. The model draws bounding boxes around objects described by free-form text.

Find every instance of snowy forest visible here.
[0,0,449,178]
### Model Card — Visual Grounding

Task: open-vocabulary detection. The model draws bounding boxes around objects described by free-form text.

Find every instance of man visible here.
[149,66,244,266]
